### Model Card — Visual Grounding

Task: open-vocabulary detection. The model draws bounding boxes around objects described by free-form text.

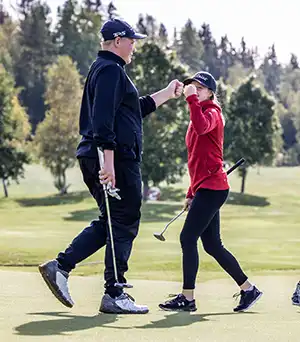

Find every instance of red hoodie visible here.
[185,94,229,198]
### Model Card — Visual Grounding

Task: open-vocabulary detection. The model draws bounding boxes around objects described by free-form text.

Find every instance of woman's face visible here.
[191,81,212,102]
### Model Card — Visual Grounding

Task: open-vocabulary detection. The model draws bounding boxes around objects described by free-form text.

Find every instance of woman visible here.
[159,71,262,312]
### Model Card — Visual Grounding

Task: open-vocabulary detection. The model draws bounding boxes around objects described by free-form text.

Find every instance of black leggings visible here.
[180,188,248,289]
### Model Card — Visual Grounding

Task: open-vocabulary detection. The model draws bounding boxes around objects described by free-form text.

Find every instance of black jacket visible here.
[76,50,156,162]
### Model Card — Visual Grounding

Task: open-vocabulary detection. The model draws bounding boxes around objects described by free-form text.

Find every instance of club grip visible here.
[226,158,245,175]
[97,147,105,169]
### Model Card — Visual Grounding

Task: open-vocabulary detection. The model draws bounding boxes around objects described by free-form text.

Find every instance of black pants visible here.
[180,188,248,289]
[57,157,142,297]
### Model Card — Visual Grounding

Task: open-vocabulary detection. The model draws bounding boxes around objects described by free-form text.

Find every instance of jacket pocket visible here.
[116,129,137,160]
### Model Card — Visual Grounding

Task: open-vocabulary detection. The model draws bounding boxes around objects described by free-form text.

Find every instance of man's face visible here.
[115,37,136,64]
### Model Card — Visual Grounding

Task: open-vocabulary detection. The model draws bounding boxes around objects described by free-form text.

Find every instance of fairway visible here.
[0,270,299,342]
[0,164,300,341]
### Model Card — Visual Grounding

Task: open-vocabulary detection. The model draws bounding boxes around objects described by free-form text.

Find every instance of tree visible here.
[198,23,219,77]
[126,42,189,199]
[226,76,281,193]
[136,14,158,40]
[35,56,82,194]
[14,0,57,132]
[259,44,281,98]
[176,19,204,73]
[218,35,237,80]
[0,64,31,197]
[278,67,300,153]
[55,0,103,77]
[0,15,19,73]
[227,62,251,89]
[289,53,299,70]
[136,15,169,48]
[238,37,255,69]
[107,1,118,19]
[158,23,168,48]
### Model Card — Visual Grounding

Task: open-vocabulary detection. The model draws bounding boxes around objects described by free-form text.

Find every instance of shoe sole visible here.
[292,301,300,306]
[38,265,73,308]
[99,309,149,314]
[159,305,197,312]
[234,292,263,313]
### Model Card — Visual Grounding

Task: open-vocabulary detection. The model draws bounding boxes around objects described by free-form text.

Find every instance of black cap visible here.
[100,19,147,41]
[183,71,217,93]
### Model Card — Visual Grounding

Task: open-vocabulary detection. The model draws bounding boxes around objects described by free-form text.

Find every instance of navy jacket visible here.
[76,50,156,162]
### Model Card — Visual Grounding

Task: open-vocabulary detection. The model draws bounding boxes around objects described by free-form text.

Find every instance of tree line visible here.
[0,0,299,197]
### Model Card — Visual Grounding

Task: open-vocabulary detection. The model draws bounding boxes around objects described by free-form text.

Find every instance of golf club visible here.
[97,148,133,289]
[153,158,245,242]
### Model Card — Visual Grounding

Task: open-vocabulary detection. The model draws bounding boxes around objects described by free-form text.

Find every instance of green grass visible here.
[0,164,299,284]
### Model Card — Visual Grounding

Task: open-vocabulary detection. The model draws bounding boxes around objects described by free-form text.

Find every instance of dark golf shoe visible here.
[292,281,300,306]
[233,286,262,312]
[38,259,74,308]
[159,294,197,312]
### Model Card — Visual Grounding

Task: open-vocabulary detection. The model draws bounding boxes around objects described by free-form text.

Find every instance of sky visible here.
[3,0,300,65]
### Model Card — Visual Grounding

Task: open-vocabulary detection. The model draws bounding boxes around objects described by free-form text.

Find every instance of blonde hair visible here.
[210,92,221,106]
[101,39,114,49]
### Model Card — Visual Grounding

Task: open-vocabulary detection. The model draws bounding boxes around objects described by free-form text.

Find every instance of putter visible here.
[153,209,185,241]
[153,158,245,242]
[97,148,133,289]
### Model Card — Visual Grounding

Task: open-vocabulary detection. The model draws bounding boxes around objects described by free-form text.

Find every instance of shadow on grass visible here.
[15,191,91,207]
[226,192,270,207]
[14,312,118,336]
[64,202,182,223]
[15,310,259,335]
[131,310,259,329]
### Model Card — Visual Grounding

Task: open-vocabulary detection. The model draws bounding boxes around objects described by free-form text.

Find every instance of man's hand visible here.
[166,79,184,99]
[183,84,197,98]
[183,197,193,211]
[99,162,115,188]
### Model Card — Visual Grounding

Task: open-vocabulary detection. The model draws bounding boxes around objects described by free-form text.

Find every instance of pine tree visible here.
[14,0,57,132]
[260,44,281,97]
[199,23,219,77]
[176,19,204,73]
[55,0,103,77]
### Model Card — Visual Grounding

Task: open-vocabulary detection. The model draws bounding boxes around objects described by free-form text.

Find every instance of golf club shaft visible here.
[97,148,119,284]
[161,209,185,235]
[158,158,246,237]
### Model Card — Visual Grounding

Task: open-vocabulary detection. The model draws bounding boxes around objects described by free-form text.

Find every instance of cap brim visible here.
[131,33,147,39]
[183,78,206,87]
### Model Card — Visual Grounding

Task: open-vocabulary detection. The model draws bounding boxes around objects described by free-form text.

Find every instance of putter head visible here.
[153,233,166,242]
[115,282,133,289]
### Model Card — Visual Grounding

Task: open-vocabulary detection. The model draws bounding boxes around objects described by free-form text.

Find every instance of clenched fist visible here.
[166,79,184,99]
[183,84,197,98]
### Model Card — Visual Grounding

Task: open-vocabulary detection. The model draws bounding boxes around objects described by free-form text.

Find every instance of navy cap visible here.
[183,71,217,93]
[100,19,147,41]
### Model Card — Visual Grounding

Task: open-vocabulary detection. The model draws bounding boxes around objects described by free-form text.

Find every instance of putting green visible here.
[1,270,299,341]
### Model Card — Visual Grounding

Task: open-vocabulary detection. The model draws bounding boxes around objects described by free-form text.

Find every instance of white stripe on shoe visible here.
[56,271,74,306]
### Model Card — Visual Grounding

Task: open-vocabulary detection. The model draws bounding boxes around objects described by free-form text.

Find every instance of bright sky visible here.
[3,0,299,65]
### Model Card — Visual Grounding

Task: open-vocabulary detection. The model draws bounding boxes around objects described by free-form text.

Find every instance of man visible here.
[38,19,183,314]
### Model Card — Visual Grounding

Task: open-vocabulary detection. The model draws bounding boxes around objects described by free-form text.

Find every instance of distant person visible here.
[159,71,263,312]
[38,18,183,314]
[292,281,300,306]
